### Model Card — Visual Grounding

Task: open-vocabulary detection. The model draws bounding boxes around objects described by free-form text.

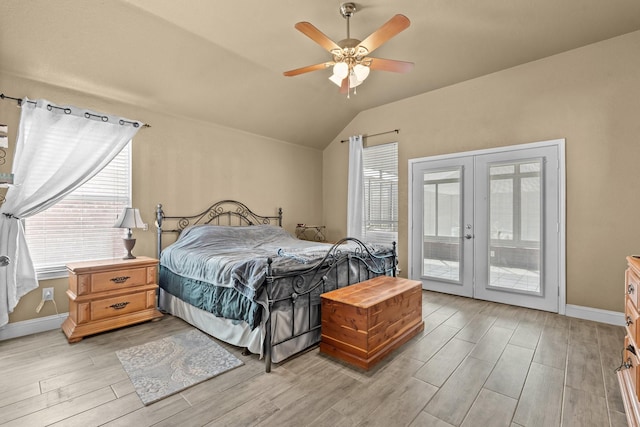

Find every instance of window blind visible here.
[25,143,131,278]
[363,142,398,245]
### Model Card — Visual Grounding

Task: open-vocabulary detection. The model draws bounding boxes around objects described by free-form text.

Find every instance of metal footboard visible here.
[263,238,397,372]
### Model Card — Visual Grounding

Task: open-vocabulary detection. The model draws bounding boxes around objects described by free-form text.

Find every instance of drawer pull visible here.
[624,357,634,369]
[109,301,130,310]
[110,276,130,284]
[627,316,634,327]
[617,356,635,372]
[629,284,635,295]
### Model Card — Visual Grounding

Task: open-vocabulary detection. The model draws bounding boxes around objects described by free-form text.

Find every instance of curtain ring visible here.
[64,108,71,114]
[119,119,140,128]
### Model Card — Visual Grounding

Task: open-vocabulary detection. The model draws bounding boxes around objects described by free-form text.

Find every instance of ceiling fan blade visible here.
[358,14,410,55]
[369,58,414,73]
[295,22,341,52]
[283,62,333,77]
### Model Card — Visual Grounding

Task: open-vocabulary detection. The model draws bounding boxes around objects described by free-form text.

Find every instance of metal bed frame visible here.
[156,200,396,372]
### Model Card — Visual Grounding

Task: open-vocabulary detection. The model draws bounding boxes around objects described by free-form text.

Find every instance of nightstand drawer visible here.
[91,267,148,293]
[91,290,148,321]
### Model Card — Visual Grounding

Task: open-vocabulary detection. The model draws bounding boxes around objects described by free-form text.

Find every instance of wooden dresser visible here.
[320,276,424,370]
[618,256,640,426]
[61,256,163,343]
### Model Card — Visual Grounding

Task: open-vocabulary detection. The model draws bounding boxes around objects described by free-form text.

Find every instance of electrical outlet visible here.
[42,287,54,301]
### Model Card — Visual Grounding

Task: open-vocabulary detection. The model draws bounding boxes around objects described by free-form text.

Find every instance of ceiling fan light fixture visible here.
[333,61,349,79]
[349,72,364,89]
[329,73,344,87]
[353,63,370,82]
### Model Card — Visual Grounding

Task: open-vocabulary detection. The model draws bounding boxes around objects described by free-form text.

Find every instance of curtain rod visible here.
[340,129,399,143]
[0,93,151,128]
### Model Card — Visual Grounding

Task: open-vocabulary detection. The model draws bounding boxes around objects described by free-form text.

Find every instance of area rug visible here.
[116,329,244,405]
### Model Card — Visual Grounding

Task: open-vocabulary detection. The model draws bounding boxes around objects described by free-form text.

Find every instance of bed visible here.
[155,200,397,372]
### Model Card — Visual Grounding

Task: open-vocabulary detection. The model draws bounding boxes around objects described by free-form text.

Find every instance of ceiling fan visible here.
[283,2,414,97]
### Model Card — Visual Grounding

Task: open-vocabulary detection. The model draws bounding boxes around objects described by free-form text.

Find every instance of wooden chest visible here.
[320,276,424,370]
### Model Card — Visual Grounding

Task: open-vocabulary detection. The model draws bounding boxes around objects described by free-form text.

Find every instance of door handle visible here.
[464,234,473,240]
[0,255,9,267]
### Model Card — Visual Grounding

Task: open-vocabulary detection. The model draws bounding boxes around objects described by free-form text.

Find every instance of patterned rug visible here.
[116,329,244,405]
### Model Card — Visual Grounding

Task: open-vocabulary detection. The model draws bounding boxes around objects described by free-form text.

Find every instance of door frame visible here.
[408,139,566,314]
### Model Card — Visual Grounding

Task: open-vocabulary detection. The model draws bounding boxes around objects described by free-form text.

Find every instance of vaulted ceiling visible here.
[2,1,640,149]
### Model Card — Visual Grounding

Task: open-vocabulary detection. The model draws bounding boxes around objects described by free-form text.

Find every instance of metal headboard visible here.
[155,199,283,257]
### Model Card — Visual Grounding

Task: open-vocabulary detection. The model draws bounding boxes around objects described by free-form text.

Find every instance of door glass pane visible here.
[490,179,513,240]
[424,184,436,236]
[521,177,541,241]
[423,168,461,282]
[490,165,515,175]
[520,162,541,173]
[488,161,542,294]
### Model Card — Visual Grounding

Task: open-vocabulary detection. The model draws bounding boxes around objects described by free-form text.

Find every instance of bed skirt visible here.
[159,289,263,354]
[158,289,320,364]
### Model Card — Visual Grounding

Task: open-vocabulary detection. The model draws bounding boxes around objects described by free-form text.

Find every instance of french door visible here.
[409,140,564,312]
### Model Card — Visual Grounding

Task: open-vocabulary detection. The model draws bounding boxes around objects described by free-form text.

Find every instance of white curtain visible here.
[0,98,142,327]
[347,135,364,240]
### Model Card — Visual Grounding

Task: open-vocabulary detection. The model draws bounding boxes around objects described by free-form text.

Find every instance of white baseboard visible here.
[565,304,624,326]
[0,313,68,341]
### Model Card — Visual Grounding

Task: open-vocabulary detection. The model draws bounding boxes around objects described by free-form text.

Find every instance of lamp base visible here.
[123,237,137,259]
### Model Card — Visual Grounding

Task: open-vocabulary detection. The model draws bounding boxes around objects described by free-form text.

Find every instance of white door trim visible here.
[408,139,566,314]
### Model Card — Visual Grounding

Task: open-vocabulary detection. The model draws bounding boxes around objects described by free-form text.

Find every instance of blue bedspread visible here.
[160,225,333,301]
[160,224,393,329]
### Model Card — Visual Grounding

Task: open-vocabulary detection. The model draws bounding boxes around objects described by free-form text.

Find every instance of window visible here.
[25,143,131,278]
[363,142,398,245]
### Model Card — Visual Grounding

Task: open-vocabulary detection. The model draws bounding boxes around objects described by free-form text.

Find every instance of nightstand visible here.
[61,256,163,342]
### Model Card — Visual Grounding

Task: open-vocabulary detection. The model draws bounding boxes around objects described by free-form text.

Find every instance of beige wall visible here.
[323,30,640,313]
[1,73,324,323]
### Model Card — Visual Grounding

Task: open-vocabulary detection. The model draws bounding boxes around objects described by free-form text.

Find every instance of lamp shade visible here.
[349,73,364,89]
[333,61,349,79]
[353,64,370,82]
[329,73,344,87]
[113,207,144,229]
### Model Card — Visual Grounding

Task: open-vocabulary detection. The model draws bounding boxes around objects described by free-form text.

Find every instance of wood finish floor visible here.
[0,291,628,426]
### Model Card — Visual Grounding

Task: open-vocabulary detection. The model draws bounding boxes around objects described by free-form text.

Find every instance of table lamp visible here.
[113,207,145,259]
